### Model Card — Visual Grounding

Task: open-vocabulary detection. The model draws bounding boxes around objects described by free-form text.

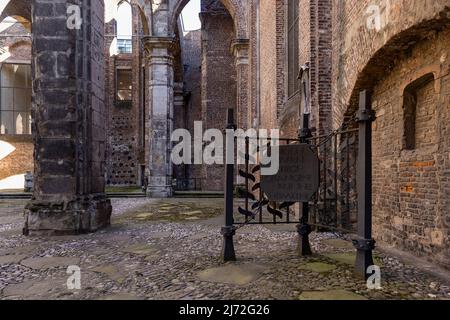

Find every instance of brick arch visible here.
[168,0,248,38]
[333,1,450,128]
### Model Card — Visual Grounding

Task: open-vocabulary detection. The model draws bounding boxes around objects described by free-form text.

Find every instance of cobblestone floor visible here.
[0,198,449,300]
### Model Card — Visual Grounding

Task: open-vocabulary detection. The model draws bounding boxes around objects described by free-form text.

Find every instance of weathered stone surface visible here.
[24,197,112,236]
[182,211,203,216]
[0,254,27,265]
[91,265,126,284]
[197,264,266,285]
[18,0,111,236]
[0,244,38,256]
[148,231,172,239]
[188,233,208,240]
[3,279,68,299]
[299,290,368,301]
[299,262,337,274]
[0,198,448,300]
[21,257,80,270]
[121,244,159,256]
[323,253,356,265]
[324,253,383,266]
[323,239,355,249]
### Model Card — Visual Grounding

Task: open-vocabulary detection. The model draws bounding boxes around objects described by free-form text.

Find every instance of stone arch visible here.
[334,2,450,128]
[167,0,247,38]
[343,17,450,124]
[0,0,31,24]
[105,0,152,36]
[0,0,31,31]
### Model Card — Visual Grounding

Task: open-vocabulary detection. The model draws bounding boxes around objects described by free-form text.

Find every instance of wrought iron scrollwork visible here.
[237,164,296,223]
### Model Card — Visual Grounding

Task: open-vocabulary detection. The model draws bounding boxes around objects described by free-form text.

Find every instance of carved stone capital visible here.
[143,36,178,57]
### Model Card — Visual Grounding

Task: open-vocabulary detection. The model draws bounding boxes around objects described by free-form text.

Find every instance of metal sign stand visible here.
[222,108,237,262]
[298,113,313,256]
[353,90,376,279]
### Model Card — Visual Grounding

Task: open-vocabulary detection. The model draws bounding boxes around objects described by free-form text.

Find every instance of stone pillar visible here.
[144,36,176,198]
[231,39,250,130]
[24,0,111,236]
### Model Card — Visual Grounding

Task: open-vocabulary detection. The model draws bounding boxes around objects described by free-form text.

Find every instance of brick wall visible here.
[259,0,278,130]
[104,4,144,187]
[260,0,333,138]
[200,0,236,191]
[332,0,450,128]
[371,30,450,268]
[178,30,203,186]
[255,0,449,268]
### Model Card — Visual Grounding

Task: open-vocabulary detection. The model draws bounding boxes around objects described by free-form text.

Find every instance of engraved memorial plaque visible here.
[261,144,319,202]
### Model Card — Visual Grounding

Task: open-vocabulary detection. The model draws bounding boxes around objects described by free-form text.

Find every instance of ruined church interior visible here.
[0,0,448,303]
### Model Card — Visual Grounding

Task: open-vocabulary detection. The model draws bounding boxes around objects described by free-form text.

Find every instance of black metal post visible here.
[353,90,376,279]
[222,108,237,261]
[297,113,312,256]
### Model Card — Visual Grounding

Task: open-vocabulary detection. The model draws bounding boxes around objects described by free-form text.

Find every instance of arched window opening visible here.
[402,73,436,150]
[0,63,32,135]
[179,0,201,35]
[116,1,132,54]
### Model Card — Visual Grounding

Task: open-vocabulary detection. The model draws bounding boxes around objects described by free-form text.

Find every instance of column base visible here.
[352,237,376,279]
[23,194,112,236]
[297,223,312,256]
[146,185,173,198]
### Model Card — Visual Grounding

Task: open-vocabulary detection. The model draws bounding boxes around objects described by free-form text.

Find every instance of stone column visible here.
[231,39,250,130]
[24,0,111,236]
[144,36,176,197]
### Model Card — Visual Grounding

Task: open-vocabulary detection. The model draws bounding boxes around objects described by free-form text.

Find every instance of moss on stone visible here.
[299,262,337,273]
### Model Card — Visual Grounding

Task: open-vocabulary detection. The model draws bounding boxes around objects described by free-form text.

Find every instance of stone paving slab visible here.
[197,263,266,286]
[323,239,355,249]
[91,265,126,284]
[121,244,159,256]
[299,289,368,300]
[21,257,80,270]
[2,278,70,299]
[323,252,383,266]
[0,254,28,265]
[0,245,38,256]
[299,262,337,274]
